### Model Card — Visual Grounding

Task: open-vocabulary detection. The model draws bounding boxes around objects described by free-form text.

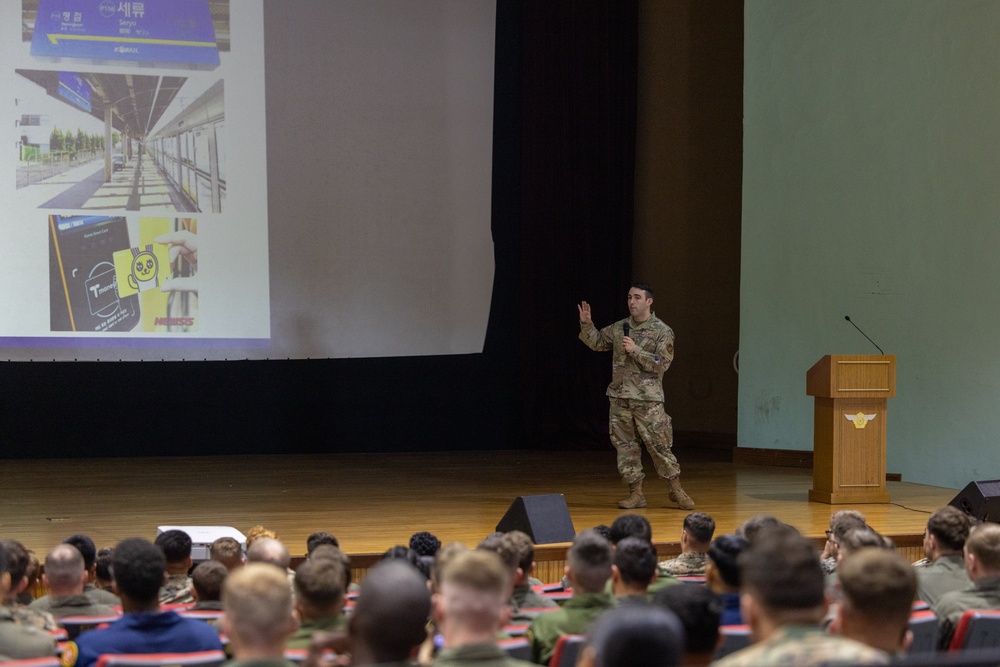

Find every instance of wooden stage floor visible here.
[0,449,958,560]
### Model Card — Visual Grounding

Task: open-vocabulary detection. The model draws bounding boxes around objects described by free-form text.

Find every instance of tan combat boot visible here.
[666,475,695,510]
[618,480,647,509]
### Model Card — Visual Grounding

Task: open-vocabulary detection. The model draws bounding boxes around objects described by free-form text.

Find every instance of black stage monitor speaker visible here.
[949,479,1000,522]
[496,494,576,544]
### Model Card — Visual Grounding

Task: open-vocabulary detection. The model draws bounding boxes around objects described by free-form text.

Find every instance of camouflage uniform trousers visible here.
[609,397,680,483]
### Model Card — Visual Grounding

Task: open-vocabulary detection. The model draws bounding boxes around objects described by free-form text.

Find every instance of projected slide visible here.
[3,0,268,356]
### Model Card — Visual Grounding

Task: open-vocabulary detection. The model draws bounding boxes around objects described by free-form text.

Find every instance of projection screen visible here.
[2,0,496,360]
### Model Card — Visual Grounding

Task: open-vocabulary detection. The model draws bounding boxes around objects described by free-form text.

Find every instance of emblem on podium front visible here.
[846,412,877,429]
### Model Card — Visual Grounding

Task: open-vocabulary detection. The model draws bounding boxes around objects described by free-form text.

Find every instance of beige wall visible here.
[634,1,743,441]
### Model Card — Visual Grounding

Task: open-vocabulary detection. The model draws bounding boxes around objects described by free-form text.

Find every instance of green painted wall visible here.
[741,1,1000,489]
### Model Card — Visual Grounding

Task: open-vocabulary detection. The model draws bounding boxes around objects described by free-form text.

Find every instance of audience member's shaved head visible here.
[567,530,613,594]
[44,544,86,594]
[580,605,684,667]
[927,506,971,552]
[683,512,716,545]
[437,549,511,635]
[966,522,1000,572]
[246,537,291,570]
[430,542,470,593]
[839,548,916,631]
[223,563,295,655]
[210,537,244,571]
[308,544,353,590]
[350,560,431,664]
[191,560,229,602]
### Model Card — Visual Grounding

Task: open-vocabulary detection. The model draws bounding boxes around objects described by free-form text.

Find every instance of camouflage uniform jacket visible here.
[159,574,194,605]
[434,641,536,667]
[286,614,348,650]
[916,554,971,608]
[83,584,120,606]
[710,625,889,667]
[526,592,615,665]
[0,605,58,659]
[658,551,708,577]
[933,575,1000,649]
[511,584,557,610]
[5,602,60,631]
[821,556,837,574]
[579,314,674,402]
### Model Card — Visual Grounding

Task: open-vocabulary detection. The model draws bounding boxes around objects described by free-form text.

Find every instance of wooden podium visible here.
[806,355,895,504]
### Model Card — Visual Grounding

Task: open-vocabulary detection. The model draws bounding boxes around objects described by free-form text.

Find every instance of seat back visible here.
[907,609,939,654]
[548,634,585,667]
[0,659,62,667]
[714,624,751,659]
[57,614,121,640]
[498,638,531,661]
[951,610,1000,651]
[95,650,227,667]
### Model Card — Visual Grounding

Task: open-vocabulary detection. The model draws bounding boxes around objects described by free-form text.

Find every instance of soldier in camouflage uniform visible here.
[155,530,195,605]
[0,539,61,632]
[0,541,58,661]
[578,283,694,510]
[711,530,888,667]
[658,512,715,578]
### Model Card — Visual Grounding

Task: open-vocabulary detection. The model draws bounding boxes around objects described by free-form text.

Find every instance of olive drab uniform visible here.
[579,314,681,482]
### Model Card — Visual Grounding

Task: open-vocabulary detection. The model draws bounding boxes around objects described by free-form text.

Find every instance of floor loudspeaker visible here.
[496,494,576,544]
[949,480,1000,522]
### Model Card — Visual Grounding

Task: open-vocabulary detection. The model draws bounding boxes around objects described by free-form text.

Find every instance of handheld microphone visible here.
[623,322,630,339]
[844,315,885,355]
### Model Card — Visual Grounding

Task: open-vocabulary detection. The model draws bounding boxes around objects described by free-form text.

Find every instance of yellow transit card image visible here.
[113,244,171,298]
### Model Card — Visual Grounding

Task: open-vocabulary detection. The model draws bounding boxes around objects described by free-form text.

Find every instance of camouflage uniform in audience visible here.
[934,576,1000,649]
[434,641,536,667]
[286,615,347,650]
[5,603,60,632]
[511,584,557,610]
[916,554,971,607]
[29,594,116,618]
[159,574,194,605]
[526,592,615,665]
[657,551,708,577]
[710,625,889,667]
[821,556,837,574]
[0,605,58,659]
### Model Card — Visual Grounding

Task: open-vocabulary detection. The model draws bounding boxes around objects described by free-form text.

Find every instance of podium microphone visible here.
[844,315,885,355]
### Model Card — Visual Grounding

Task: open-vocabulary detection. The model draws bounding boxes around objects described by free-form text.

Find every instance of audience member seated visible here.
[578,605,684,667]
[917,506,972,607]
[246,537,295,589]
[95,548,115,592]
[339,559,431,667]
[734,515,786,546]
[245,526,279,549]
[934,522,1000,649]
[477,533,533,622]
[17,549,40,605]
[0,539,60,632]
[209,537,244,572]
[156,529,195,605]
[610,537,657,604]
[705,534,747,626]
[501,531,557,610]
[409,532,441,558]
[819,510,866,575]
[607,514,677,595]
[221,563,297,665]
[64,537,223,667]
[63,535,120,605]
[591,525,612,542]
[652,584,722,666]
[287,556,347,649]
[710,529,888,667]
[432,549,534,667]
[526,530,615,665]
[190,561,228,612]
[658,512,715,577]
[0,539,58,660]
[306,532,340,555]
[830,548,916,655]
[29,544,117,617]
